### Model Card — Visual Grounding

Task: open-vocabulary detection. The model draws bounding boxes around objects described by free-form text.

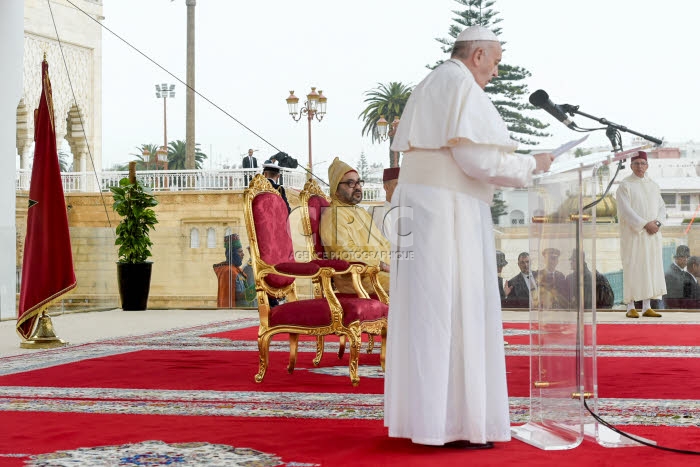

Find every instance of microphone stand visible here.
[557,103,662,211]
[556,106,662,448]
[561,104,663,147]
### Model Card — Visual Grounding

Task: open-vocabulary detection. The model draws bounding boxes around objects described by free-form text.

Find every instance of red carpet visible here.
[0,318,698,465]
[503,322,700,346]
[1,350,698,400]
[0,348,385,394]
[214,321,700,346]
[0,413,698,466]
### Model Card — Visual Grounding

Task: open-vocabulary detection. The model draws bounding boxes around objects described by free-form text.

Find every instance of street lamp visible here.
[142,148,151,170]
[286,87,327,177]
[376,115,401,166]
[156,146,168,170]
[155,83,175,170]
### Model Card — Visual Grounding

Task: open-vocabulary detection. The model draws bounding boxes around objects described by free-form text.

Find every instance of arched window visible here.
[510,210,525,225]
[190,228,200,248]
[207,228,216,248]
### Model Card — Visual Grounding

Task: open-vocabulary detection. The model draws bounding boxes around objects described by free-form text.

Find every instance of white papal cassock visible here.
[384,58,538,445]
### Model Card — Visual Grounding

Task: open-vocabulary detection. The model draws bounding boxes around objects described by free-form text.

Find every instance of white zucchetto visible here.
[456,25,499,42]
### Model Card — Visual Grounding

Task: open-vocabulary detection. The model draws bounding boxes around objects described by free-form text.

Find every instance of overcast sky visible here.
[100,0,700,178]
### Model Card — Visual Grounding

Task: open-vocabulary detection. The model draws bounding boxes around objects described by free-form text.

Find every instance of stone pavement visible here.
[1,307,697,359]
[0,308,256,358]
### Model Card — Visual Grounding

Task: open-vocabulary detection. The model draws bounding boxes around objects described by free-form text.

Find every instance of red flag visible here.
[17,58,76,340]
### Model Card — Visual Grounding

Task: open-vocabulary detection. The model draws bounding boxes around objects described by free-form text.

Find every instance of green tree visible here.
[167,140,207,170]
[431,0,550,148]
[368,162,384,184]
[574,147,592,158]
[130,143,160,170]
[491,190,508,224]
[356,151,369,181]
[359,82,413,167]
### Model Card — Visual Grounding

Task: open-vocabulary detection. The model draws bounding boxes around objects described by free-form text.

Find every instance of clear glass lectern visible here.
[511,149,655,450]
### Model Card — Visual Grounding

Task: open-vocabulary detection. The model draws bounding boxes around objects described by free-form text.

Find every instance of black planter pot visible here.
[116,262,153,311]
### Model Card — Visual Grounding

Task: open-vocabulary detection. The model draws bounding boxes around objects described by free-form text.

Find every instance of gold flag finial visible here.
[19,311,68,349]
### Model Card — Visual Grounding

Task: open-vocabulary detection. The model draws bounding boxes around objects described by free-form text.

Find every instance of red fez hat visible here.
[631,151,647,162]
[383,167,400,182]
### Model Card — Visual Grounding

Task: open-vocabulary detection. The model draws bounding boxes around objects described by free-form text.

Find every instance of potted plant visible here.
[110,162,159,310]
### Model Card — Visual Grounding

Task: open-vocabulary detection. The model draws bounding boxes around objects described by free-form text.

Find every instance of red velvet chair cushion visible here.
[253,192,295,288]
[308,195,329,259]
[336,293,380,301]
[275,262,320,276]
[338,297,388,326]
[311,259,351,271]
[268,297,388,327]
[269,298,333,327]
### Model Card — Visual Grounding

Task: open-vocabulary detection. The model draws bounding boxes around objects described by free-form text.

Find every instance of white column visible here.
[0,0,23,320]
[80,151,87,191]
[19,142,32,170]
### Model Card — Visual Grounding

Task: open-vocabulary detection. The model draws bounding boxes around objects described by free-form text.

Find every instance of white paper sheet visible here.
[552,134,589,158]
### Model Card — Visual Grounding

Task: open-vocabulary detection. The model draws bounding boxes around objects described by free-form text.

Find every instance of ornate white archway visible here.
[18,0,103,183]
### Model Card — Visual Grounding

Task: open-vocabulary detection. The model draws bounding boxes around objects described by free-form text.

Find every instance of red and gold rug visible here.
[0,317,698,466]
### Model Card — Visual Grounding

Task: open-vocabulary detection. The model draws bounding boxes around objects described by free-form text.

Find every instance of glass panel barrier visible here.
[511,165,585,450]
[512,152,658,450]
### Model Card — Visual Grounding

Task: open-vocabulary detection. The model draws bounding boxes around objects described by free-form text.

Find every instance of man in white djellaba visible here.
[383,25,554,449]
[615,151,666,318]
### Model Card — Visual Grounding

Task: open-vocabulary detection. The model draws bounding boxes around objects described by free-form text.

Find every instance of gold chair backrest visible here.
[243,174,298,315]
[299,178,331,262]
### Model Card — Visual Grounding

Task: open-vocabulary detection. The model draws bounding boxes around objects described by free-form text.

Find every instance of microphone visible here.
[529,89,576,128]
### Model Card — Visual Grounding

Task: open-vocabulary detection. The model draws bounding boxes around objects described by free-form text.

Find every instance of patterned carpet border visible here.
[0,385,697,426]
[1,319,698,378]
[1,318,699,427]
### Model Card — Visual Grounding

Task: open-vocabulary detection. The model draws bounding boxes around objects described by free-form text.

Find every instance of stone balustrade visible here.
[14,168,387,202]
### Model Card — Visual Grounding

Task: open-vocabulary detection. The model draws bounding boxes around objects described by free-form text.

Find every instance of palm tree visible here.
[167,139,207,170]
[130,143,160,170]
[359,82,412,167]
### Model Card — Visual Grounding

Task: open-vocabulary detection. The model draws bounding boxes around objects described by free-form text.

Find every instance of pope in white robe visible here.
[384,25,554,447]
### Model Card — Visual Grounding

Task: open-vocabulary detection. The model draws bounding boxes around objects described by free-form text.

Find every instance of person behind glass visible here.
[507,252,536,308]
[242,148,258,186]
[536,248,568,309]
[262,161,290,214]
[241,246,258,308]
[496,250,510,301]
[212,233,247,308]
[565,250,614,309]
[663,245,693,300]
[686,256,700,303]
[616,151,666,318]
[383,25,554,449]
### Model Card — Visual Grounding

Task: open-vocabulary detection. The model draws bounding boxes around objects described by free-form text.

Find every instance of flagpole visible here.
[16,56,75,348]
